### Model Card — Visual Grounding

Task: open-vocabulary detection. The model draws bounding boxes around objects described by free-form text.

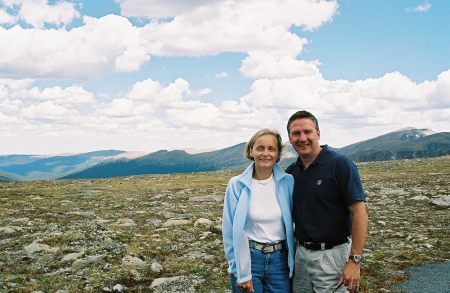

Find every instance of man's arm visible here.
[349,201,368,256]
[338,201,368,292]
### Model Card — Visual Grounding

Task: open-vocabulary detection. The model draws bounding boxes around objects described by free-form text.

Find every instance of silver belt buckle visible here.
[262,243,275,254]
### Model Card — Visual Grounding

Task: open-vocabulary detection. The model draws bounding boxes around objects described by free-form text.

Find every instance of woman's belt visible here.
[249,240,286,254]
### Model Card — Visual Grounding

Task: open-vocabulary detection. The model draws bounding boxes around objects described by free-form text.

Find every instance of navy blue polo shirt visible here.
[285,145,366,243]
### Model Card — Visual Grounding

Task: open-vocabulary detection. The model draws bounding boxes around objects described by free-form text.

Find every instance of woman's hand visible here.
[237,280,254,292]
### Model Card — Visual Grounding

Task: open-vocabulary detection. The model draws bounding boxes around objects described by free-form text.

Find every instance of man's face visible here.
[288,118,321,158]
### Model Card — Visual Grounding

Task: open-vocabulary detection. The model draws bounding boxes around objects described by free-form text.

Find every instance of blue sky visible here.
[0,0,449,155]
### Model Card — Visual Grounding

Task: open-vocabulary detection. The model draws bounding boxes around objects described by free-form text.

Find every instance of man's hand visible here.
[338,261,360,293]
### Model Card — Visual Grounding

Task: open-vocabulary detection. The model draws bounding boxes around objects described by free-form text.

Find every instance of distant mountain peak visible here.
[391,127,436,142]
[394,127,435,135]
[168,148,216,154]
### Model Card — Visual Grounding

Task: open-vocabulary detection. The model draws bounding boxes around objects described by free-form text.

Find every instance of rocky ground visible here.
[0,156,449,293]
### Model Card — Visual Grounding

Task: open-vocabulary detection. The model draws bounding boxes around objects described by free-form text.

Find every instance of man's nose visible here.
[298,133,307,140]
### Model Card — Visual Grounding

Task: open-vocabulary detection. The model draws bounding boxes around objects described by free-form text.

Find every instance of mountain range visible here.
[1,127,449,182]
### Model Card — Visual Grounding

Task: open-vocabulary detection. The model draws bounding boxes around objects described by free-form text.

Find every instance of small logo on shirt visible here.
[317,180,322,185]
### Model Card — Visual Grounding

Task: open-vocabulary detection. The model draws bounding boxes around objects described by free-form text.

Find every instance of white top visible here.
[244,174,286,243]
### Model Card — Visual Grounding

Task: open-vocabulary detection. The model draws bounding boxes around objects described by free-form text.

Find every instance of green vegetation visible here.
[0,157,449,292]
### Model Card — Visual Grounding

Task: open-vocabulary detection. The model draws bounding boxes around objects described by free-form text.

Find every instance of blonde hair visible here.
[244,128,284,163]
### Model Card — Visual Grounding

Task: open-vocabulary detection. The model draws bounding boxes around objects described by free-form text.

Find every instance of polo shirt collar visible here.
[295,144,331,167]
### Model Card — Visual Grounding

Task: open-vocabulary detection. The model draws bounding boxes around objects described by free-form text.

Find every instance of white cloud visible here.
[95,98,139,118]
[142,0,337,58]
[406,1,432,13]
[120,0,339,31]
[125,78,163,101]
[215,72,228,78]
[0,0,449,155]
[0,97,23,113]
[19,100,78,121]
[421,70,450,107]
[0,15,149,79]
[0,0,337,81]
[118,0,215,18]
[0,8,16,24]
[1,0,80,28]
[2,68,450,153]
[241,53,320,79]
[27,85,96,107]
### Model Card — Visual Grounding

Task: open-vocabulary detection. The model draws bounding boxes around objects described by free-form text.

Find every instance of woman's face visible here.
[250,134,279,171]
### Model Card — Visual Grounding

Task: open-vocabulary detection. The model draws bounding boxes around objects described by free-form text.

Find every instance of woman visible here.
[222,128,294,293]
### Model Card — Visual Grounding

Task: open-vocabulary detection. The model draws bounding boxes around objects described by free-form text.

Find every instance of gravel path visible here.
[390,261,450,293]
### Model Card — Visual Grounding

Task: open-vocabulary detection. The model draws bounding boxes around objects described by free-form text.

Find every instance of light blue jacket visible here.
[222,162,295,284]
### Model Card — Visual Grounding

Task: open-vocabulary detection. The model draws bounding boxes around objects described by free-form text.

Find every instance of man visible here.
[285,110,368,293]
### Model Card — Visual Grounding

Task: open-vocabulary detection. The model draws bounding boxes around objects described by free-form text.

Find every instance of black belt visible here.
[249,240,286,254]
[300,238,349,251]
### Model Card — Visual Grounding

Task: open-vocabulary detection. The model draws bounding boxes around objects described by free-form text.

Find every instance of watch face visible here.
[353,255,362,263]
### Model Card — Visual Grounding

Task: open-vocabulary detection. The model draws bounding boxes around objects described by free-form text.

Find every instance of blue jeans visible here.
[230,248,291,293]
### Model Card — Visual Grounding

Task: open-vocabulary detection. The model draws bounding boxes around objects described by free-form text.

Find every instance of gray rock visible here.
[24,243,59,254]
[61,252,85,262]
[151,262,163,273]
[189,195,222,202]
[72,255,106,269]
[150,275,203,293]
[431,195,450,207]
[116,218,136,226]
[163,219,190,227]
[122,255,146,267]
[0,227,15,234]
[411,195,428,201]
[146,218,163,227]
[113,284,126,292]
[194,218,212,227]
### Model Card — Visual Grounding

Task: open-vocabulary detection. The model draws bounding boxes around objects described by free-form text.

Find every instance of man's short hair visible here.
[287,110,319,134]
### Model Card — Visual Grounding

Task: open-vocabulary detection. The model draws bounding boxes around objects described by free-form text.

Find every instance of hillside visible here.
[0,156,449,292]
[59,143,248,179]
[334,128,450,162]
[1,128,450,181]
[61,128,450,180]
[0,150,126,181]
[337,127,436,155]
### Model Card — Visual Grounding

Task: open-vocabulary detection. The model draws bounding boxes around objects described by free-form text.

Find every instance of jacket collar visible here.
[239,162,288,187]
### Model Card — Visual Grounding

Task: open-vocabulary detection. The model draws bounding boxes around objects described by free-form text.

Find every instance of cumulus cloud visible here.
[19,100,78,121]
[0,0,80,28]
[0,14,149,79]
[117,0,215,18]
[0,8,16,24]
[27,85,96,107]
[2,67,450,153]
[0,0,449,154]
[0,0,336,80]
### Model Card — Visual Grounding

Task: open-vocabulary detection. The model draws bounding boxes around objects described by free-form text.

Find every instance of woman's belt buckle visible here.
[261,243,276,254]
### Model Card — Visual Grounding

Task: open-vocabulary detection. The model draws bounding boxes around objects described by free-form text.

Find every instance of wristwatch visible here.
[349,254,362,263]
